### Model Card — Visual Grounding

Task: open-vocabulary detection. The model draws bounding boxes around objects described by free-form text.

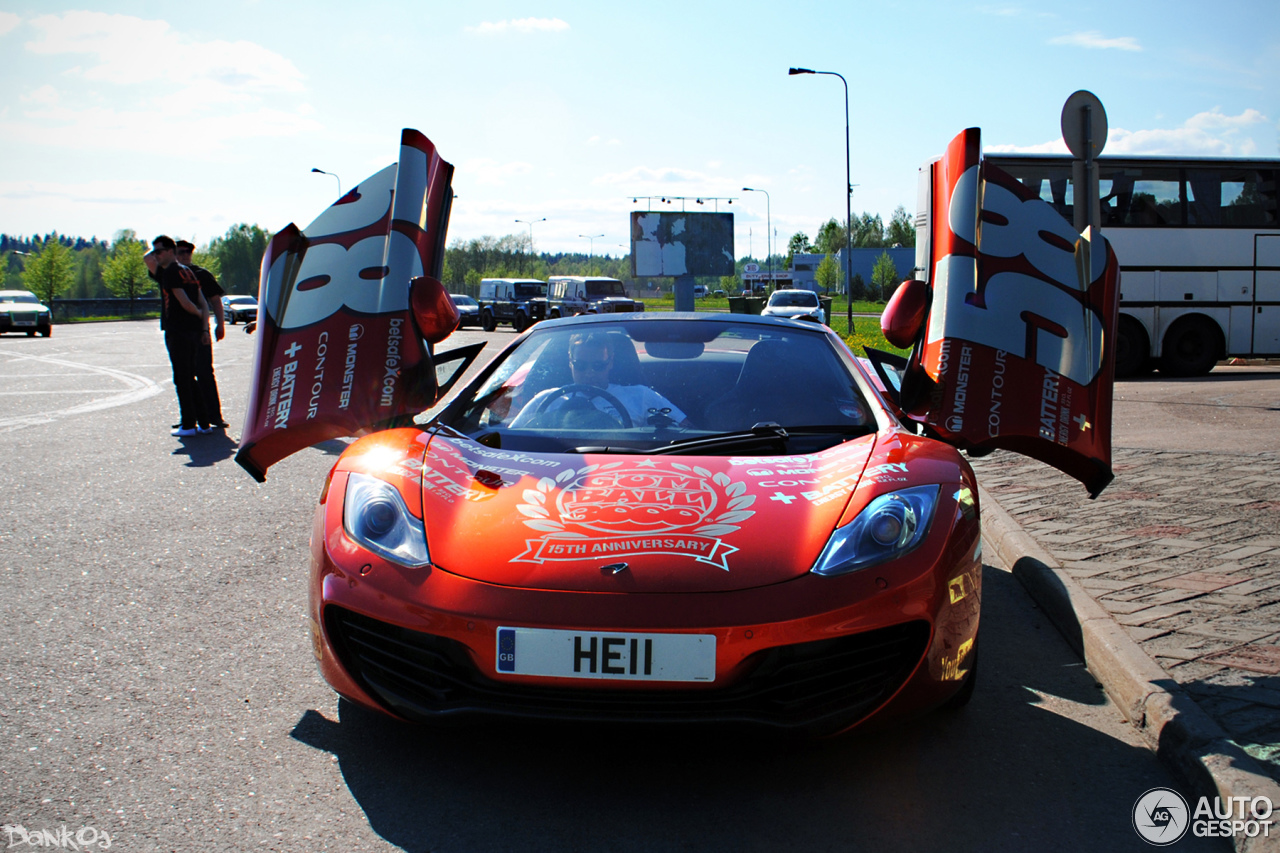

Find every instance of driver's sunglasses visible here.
[570,356,610,372]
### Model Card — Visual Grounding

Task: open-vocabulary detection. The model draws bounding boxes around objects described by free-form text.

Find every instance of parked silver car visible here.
[0,289,52,337]
[222,295,259,325]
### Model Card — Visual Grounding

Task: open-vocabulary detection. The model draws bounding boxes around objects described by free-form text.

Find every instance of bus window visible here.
[1100,167,1182,226]
[995,161,1074,221]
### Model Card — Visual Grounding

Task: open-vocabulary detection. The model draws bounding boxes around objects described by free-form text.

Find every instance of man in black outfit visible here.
[145,235,211,436]
[175,240,228,429]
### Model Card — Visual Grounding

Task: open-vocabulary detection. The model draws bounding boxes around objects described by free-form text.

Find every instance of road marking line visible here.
[0,348,163,430]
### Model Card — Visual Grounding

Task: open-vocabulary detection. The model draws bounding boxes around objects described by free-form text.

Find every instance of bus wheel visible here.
[480,310,496,333]
[1160,316,1222,377]
[1114,315,1151,378]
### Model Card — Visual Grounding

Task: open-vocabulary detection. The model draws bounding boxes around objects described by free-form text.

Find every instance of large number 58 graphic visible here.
[928,165,1106,386]
[265,143,435,331]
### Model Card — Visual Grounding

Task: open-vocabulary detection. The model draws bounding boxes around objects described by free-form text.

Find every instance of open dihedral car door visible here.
[236,129,459,482]
[878,128,1121,497]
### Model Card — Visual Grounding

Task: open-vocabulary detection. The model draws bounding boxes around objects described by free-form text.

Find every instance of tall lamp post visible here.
[579,233,604,256]
[742,187,771,293]
[311,167,342,198]
[515,218,545,272]
[788,67,853,329]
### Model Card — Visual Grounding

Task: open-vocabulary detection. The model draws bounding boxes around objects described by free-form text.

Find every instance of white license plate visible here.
[13,317,35,326]
[496,627,716,682]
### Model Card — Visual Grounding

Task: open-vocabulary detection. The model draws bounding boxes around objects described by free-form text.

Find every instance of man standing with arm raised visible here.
[145,235,212,436]
[175,240,228,429]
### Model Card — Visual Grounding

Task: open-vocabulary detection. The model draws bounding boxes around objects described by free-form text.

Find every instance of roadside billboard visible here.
[630,212,735,277]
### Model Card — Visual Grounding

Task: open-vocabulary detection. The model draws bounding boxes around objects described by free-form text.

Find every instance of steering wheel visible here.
[534,383,633,428]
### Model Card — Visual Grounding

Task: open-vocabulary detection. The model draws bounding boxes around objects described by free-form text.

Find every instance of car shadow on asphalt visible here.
[171,434,350,468]
[286,566,1223,852]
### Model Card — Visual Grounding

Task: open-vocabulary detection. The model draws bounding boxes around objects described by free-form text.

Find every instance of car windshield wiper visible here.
[650,422,874,456]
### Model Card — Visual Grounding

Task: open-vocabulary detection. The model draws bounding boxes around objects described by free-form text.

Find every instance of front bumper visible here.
[308,474,981,735]
[0,312,49,332]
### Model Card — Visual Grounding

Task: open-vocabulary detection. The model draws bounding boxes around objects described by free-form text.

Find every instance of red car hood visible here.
[415,431,960,593]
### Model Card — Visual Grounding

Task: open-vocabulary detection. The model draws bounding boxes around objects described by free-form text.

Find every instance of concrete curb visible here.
[979,485,1280,853]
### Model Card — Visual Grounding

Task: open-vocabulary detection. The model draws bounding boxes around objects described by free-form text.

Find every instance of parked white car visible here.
[0,289,52,337]
[761,288,825,324]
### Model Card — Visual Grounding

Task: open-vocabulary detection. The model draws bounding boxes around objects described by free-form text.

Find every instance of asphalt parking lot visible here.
[0,320,1238,851]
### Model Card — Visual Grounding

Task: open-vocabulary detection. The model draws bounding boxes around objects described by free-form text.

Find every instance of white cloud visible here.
[985,108,1269,157]
[984,139,1070,155]
[458,158,536,186]
[20,85,59,106]
[1049,30,1141,51]
[1108,108,1268,155]
[6,12,314,156]
[0,12,20,36]
[26,12,305,93]
[0,104,322,156]
[0,178,178,207]
[594,166,709,186]
[466,18,569,36]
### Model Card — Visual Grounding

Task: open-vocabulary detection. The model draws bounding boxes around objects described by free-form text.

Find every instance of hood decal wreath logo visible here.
[514,461,756,571]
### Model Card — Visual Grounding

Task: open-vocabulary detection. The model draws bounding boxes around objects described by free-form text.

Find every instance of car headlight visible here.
[342,473,431,568]
[810,485,941,576]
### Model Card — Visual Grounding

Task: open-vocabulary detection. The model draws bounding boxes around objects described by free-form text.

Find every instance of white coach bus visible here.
[984,154,1280,376]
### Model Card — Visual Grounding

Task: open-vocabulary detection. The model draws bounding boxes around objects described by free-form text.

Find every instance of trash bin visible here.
[729,296,766,315]
[819,296,833,323]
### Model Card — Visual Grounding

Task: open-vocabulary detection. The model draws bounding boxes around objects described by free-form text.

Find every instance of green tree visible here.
[871,251,900,302]
[853,212,886,248]
[814,253,841,294]
[209,224,271,294]
[193,243,221,280]
[23,236,76,305]
[785,232,811,269]
[813,218,847,255]
[70,246,105,298]
[886,205,915,247]
[102,232,153,311]
[0,251,8,289]
[850,272,867,302]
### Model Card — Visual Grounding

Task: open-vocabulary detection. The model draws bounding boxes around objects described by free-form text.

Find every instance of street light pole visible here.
[515,218,546,272]
[515,218,546,252]
[579,233,604,256]
[742,187,771,292]
[311,168,342,198]
[789,67,853,330]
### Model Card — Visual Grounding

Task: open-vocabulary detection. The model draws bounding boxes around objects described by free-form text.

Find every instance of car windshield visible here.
[451,295,478,307]
[439,318,875,455]
[514,284,544,297]
[1,293,39,305]
[228,296,256,305]
[770,291,818,307]
[585,280,626,296]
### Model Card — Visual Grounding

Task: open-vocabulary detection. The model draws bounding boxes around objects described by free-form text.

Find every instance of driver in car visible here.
[509,333,690,428]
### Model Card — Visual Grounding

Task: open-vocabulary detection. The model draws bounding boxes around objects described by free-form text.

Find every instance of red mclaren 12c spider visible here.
[236,127,1119,735]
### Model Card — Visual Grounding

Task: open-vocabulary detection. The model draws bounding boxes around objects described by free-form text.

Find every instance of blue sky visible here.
[0,1,1276,260]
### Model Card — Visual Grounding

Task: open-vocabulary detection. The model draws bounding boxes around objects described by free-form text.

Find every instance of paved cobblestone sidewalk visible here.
[970,447,1280,783]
